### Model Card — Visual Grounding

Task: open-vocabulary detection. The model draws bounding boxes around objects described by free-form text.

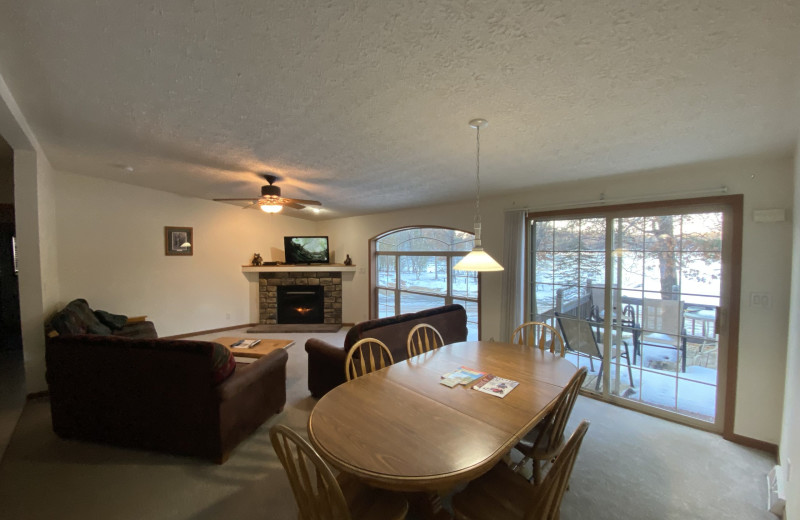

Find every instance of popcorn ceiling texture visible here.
[0,1,797,218]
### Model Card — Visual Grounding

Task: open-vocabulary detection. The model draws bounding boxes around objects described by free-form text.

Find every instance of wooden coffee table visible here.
[213,336,295,359]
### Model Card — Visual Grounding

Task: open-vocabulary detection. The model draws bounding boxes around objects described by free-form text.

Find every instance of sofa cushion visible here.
[49,299,112,336]
[112,320,159,340]
[94,309,128,331]
[211,342,236,384]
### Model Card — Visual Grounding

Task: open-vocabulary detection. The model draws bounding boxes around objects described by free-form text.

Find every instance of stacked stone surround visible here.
[258,271,342,325]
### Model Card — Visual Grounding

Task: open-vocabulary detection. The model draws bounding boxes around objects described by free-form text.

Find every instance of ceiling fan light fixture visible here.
[454,118,503,273]
[260,204,283,213]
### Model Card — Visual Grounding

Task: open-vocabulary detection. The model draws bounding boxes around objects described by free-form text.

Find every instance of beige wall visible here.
[780,136,799,517]
[53,171,317,338]
[321,154,793,444]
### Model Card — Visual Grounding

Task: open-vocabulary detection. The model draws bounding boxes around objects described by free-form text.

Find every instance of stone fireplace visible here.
[258,271,342,329]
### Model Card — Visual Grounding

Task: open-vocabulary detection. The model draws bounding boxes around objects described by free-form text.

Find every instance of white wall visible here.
[1,71,61,394]
[780,136,799,517]
[53,171,316,338]
[321,154,793,444]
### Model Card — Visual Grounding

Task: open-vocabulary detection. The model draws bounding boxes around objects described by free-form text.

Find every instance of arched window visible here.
[370,227,479,340]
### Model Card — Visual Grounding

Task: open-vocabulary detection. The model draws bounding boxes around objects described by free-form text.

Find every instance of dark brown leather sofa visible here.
[45,300,287,463]
[305,304,468,397]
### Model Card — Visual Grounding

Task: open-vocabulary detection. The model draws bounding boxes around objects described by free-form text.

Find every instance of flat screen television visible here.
[284,236,330,264]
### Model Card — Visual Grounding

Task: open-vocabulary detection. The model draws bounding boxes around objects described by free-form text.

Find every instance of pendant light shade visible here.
[454,119,503,272]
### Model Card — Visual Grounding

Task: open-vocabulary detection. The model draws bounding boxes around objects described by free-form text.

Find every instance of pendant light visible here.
[453,119,504,272]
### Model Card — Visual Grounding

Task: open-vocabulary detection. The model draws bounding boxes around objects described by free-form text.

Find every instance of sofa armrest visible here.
[217,348,288,402]
[305,338,348,398]
[215,348,288,463]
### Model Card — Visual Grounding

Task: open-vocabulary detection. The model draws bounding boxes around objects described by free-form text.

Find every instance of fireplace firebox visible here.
[277,285,324,324]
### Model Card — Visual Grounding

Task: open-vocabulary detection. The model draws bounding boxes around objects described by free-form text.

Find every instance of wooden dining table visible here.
[307,340,578,517]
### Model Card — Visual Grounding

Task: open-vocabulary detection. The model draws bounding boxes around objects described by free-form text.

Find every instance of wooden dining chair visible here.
[270,424,409,520]
[511,366,588,485]
[344,338,394,381]
[452,420,591,520]
[406,323,445,358]
[511,321,565,357]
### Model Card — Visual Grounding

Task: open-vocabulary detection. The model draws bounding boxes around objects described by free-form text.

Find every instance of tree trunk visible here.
[654,216,678,300]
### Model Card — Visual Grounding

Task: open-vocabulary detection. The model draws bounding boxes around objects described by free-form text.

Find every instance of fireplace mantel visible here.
[242,264,356,273]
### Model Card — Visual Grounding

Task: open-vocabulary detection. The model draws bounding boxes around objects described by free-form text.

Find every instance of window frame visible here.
[369,226,481,339]
[526,194,743,438]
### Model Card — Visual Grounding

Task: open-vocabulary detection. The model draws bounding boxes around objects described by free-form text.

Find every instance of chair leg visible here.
[681,338,687,372]
[595,364,603,391]
[532,459,544,486]
[623,342,634,388]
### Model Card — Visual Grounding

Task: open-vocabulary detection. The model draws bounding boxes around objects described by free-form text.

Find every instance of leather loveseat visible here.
[305,304,468,398]
[45,299,288,463]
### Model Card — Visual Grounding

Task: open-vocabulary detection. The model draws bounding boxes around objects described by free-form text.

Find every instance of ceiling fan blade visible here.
[213,198,260,202]
[285,202,305,210]
[285,198,321,206]
[243,200,263,209]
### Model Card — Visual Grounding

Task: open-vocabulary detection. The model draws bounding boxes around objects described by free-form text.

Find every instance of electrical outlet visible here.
[750,292,771,308]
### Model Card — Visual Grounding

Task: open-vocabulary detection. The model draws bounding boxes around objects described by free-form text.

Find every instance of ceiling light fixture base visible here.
[469,118,488,130]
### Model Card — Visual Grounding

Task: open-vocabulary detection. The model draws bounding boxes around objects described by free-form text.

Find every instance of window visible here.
[371,227,480,340]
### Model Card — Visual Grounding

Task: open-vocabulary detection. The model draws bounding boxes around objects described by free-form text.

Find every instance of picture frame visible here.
[165,226,193,256]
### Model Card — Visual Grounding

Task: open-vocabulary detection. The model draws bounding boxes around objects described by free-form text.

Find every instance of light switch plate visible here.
[753,208,786,222]
[750,292,771,308]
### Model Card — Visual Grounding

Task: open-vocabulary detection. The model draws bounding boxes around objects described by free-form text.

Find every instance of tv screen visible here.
[284,236,330,264]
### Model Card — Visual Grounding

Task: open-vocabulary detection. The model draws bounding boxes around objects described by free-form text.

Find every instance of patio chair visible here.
[511,366,588,484]
[640,297,687,372]
[511,321,565,356]
[270,424,409,520]
[555,312,634,391]
[452,420,591,520]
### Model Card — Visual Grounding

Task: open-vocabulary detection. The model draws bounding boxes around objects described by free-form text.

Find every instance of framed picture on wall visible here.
[165,226,193,256]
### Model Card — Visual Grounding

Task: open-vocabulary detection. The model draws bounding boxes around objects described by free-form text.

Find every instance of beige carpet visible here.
[0,328,778,520]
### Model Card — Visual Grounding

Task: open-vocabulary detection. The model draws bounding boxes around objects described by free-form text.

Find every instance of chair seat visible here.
[597,341,628,360]
[337,472,409,520]
[452,462,531,520]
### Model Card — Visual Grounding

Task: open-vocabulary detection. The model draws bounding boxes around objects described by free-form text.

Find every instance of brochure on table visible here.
[472,374,519,398]
[231,339,261,349]
[439,366,486,387]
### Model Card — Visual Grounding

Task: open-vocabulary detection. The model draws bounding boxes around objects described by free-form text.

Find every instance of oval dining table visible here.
[307,340,578,519]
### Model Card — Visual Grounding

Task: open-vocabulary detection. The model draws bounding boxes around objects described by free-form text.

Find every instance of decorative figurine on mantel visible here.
[343,254,352,266]
[251,253,263,266]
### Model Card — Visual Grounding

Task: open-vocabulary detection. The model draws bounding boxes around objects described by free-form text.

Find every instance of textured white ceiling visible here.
[0,1,798,219]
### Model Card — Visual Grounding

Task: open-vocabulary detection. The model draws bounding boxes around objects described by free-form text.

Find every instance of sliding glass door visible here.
[528,197,740,431]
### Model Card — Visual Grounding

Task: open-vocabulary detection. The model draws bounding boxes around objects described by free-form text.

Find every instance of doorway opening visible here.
[0,134,20,351]
[528,196,742,433]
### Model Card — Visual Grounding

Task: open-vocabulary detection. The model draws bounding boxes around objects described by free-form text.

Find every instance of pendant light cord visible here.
[475,124,481,226]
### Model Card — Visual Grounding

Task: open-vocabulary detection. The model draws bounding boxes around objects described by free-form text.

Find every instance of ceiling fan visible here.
[213,174,322,213]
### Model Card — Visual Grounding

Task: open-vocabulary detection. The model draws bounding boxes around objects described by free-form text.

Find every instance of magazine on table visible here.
[231,339,261,349]
[472,374,519,398]
[440,366,487,387]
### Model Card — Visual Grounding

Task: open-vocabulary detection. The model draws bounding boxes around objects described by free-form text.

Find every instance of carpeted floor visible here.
[0,328,777,519]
